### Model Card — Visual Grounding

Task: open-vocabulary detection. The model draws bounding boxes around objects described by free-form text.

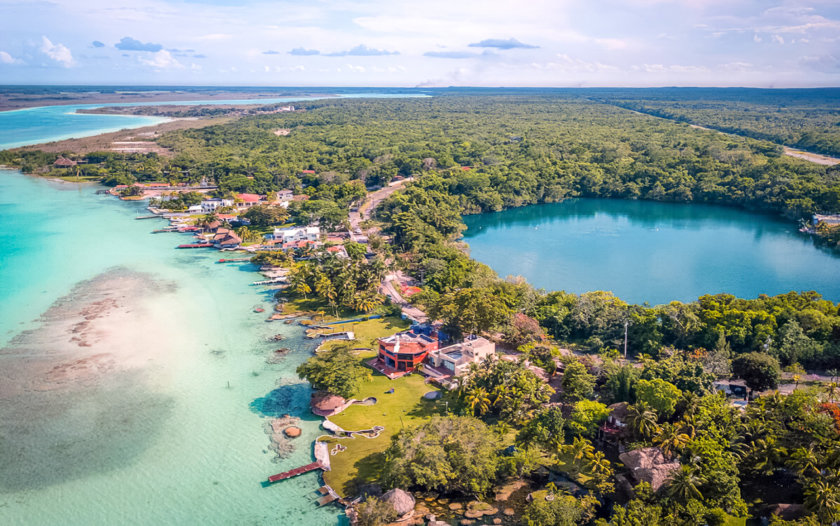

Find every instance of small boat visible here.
[254,307,265,313]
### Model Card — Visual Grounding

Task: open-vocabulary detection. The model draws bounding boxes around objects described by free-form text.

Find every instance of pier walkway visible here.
[268,461,324,483]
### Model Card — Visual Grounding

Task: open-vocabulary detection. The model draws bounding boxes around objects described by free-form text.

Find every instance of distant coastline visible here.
[0,88,333,112]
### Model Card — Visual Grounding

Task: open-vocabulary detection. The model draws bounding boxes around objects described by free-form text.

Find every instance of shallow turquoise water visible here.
[0,170,342,525]
[0,93,432,525]
[0,93,427,149]
[462,198,840,305]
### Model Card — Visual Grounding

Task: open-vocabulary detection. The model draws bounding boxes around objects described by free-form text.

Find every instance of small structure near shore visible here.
[311,392,349,417]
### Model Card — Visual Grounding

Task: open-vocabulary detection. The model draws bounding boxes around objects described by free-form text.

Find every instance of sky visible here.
[0,0,838,87]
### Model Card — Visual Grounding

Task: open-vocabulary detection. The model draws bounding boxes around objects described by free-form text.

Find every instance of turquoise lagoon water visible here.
[0,93,428,150]
[0,93,427,525]
[462,198,840,305]
[0,168,340,525]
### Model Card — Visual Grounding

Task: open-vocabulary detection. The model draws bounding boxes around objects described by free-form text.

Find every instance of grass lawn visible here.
[280,296,333,318]
[315,315,410,351]
[322,370,443,496]
[320,329,444,497]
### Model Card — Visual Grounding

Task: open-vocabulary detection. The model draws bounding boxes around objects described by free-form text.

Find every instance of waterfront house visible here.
[201,198,234,213]
[426,336,495,379]
[370,330,439,378]
[212,228,242,248]
[272,226,321,244]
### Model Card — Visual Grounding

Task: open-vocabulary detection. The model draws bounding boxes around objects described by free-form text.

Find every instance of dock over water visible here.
[266,441,331,484]
[268,461,323,483]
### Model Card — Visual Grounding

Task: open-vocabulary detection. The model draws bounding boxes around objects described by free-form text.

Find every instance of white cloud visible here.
[0,51,20,64]
[772,34,784,44]
[40,36,75,67]
[139,50,183,69]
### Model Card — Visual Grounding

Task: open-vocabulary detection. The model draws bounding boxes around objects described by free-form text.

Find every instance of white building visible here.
[201,198,234,213]
[277,189,294,201]
[272,226,321,244]
[427,336,496,377]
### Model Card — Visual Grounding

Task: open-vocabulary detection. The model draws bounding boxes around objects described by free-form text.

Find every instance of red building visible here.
[376,330,439,374]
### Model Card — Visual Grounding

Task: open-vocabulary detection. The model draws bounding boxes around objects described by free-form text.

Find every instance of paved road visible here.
[349,178,429,323]
[380,272,428,323]
[349,177,413,235]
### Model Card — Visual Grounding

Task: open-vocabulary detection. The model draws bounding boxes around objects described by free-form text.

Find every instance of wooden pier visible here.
[267,461,324,483]
[177,243,213,249]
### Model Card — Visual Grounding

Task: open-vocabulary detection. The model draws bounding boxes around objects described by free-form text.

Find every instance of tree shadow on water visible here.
[250,382,311,417]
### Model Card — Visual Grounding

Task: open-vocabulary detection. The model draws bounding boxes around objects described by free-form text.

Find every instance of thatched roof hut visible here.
[382,488,415,518]
[619,447,680,492]
[311,392,348,417]
[54,156,77,167]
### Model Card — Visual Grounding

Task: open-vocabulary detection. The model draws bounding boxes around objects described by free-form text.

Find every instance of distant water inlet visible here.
[462,198,840,305]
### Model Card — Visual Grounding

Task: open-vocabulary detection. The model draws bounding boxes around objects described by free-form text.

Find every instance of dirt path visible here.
[782,147,840,166]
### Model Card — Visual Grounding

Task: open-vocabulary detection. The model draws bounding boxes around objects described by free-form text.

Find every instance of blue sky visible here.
[0,0,838,86]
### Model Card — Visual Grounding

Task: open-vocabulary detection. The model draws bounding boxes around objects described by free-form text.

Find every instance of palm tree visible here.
[626,402,660,440]
[353,292,381,313]
[677,391,701,418]
[289,265,312,299]
[563,437,595,470]
[804,480,840,524]
[787,446,823,479]
[315,274,338,315]
[666,465,704,503]
[585,450,612,476]
[196,212,218,228]
[466,387,491,416]
[653,423,691,458]
[748,436,787,476]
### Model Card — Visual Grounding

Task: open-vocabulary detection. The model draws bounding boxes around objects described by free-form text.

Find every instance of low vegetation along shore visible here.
[2,91,840,525]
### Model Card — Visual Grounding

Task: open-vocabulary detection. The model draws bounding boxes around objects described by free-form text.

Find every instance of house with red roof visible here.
[212,228,242,248]
[369,330,439,379]
[235,193,263,209]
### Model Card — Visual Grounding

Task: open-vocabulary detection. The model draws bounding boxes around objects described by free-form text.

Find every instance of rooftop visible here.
[236,193,262,203]
[380,331,437,346]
